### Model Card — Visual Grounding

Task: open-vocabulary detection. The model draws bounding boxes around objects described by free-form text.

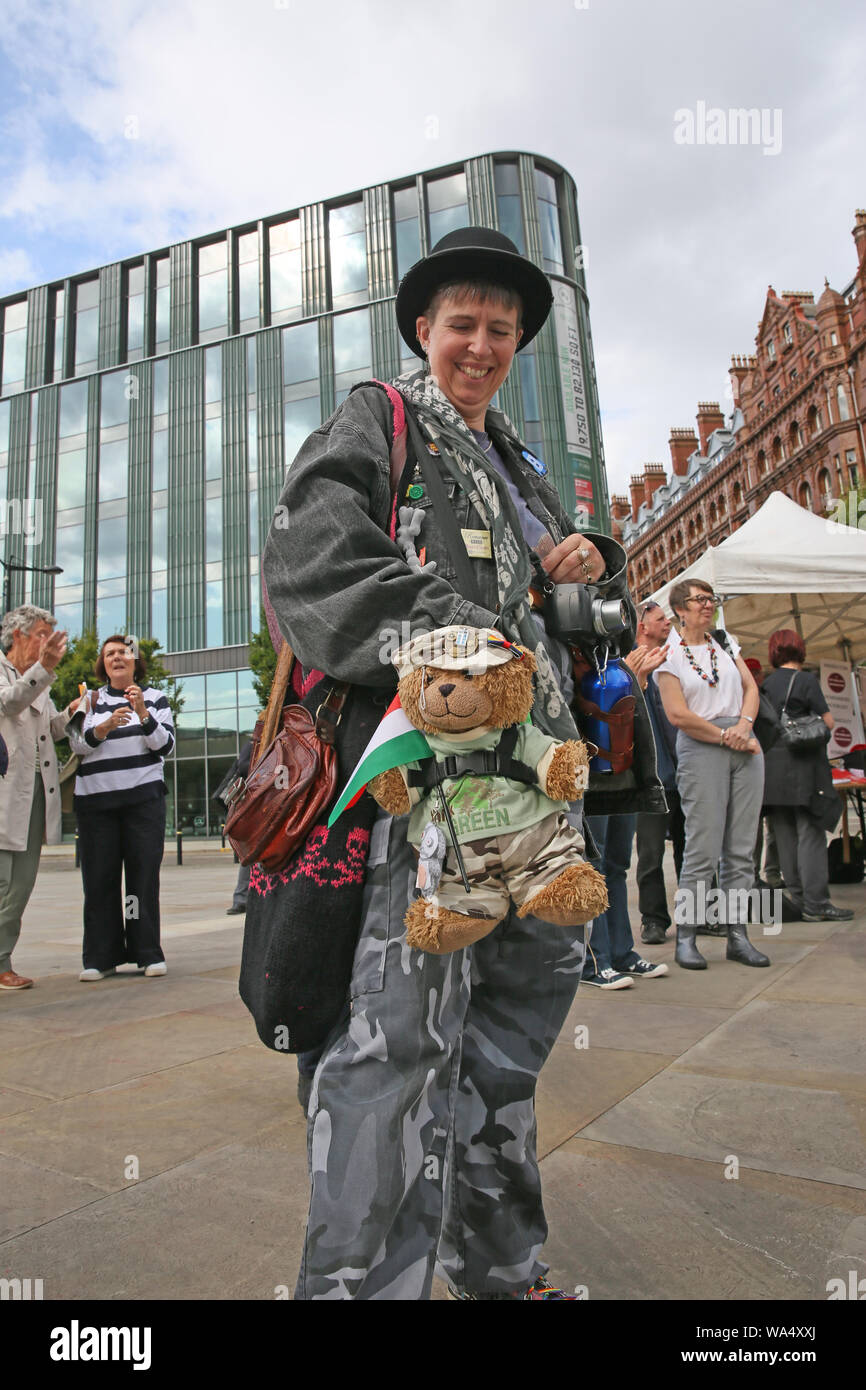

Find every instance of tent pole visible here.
[790,594,804,640]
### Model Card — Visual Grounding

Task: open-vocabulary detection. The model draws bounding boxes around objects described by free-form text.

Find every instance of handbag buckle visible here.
[314,688,346,745]
[222,776,246,807]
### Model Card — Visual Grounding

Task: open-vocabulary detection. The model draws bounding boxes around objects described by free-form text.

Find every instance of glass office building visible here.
[0,152,610,836]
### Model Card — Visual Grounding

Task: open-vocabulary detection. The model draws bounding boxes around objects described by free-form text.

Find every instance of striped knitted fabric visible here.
[69,685,175,810]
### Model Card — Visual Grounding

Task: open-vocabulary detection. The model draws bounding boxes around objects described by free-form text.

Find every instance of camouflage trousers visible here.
[296,808,586,1300]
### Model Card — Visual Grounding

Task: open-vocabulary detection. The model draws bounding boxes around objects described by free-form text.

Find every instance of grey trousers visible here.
[676,720,764,926]
[296,810,586,1300]
[0,775,45,974]
[769,807,830,915]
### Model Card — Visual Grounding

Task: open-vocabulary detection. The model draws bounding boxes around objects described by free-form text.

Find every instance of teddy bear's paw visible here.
[405,899,503,954]
[546,740,590,801]
[368,768,411,816]
[518,863,609,927]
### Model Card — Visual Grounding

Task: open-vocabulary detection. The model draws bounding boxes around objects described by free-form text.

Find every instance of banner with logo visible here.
[820,661,866,758]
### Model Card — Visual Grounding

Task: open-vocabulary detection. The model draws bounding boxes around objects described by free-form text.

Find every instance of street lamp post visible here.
[0,557,64,616]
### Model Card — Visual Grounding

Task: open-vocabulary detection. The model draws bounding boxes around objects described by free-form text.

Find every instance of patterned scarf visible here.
[394,366,579,742]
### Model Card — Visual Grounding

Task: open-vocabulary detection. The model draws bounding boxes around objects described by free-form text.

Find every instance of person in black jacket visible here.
[762,629,852,922]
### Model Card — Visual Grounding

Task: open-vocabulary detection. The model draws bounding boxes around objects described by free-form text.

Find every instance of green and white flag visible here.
[328,694,431,826]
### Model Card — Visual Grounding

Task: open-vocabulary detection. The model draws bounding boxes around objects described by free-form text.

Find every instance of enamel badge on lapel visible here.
[522,449,547,476]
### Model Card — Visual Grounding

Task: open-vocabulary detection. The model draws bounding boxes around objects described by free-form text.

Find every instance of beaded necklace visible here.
[681,635,719,687]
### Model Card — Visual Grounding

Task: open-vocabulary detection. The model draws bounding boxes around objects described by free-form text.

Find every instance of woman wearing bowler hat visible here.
[263,226,653,1300]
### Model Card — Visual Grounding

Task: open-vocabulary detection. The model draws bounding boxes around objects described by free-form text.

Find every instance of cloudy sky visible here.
[1,0,864,498]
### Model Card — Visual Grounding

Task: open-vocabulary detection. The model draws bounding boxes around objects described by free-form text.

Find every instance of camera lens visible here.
[592,598,629,636]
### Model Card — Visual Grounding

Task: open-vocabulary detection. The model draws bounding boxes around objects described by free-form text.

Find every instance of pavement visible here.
[1,849,864,1302]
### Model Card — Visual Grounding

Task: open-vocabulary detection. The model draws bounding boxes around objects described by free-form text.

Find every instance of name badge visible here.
[522,449,547,476]
[461,528,492,560]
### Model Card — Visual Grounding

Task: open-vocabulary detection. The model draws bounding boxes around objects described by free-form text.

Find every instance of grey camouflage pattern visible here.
[295,808,586,1300]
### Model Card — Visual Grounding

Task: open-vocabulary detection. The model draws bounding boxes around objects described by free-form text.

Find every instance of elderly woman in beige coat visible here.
[0,605,82,990]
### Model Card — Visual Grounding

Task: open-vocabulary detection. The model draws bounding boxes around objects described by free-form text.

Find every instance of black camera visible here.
[544,583,630,642]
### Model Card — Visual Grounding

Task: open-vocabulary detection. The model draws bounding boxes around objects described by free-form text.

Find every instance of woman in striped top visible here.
[68,636,175,981]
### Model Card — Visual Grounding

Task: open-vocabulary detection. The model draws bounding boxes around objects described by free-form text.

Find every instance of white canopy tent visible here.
[648,490,866,665]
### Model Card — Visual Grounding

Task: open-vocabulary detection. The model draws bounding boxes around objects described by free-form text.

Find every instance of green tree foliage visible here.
[51,628,184,763]
[248,607,278,708]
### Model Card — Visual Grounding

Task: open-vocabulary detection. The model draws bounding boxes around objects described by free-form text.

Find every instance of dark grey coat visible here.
[262,383,665,816]
[762,668,833,810]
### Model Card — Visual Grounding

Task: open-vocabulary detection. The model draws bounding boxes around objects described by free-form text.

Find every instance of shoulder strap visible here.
[781,670,798,714]
[402,402,485,607]
[710,627,733,658]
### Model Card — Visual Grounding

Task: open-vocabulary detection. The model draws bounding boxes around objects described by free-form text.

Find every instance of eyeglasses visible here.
[686,595,718,607]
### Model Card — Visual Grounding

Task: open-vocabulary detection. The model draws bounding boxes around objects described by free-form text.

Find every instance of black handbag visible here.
[238,672,385,1054]
[712,630,780,752]
[777,671,830,754]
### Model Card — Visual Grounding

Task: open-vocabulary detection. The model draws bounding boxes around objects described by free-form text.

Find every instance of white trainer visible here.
[143,962,167,977]
[79,967,116,982]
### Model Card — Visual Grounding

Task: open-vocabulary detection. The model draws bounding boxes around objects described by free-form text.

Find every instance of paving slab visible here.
[0,1122,310,1299]
[0,1151,109,1242]
[557,989,733,1057]
[763,939,866,1004]
[580,1069,866,1189]
[0,975,240,1040]
[0,1045,293,1193]
[535,1045,675,1157]
[671,997,866,1095]
[538,1137,866,1302]
[0,1011,255,1100]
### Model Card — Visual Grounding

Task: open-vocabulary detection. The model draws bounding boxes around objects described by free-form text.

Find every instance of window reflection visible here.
[74,280,100,376]
[100,370,129,429]
[52,288,66,381]
[152,506,167,570]
[154,257,170,348]
[55,522,86,586]
[97,515,127,580]
[56,448,87,509]
[284,397,322,464]
[393,184,421,279]
[1,300,28,395]
[283,321,319,385]
[535,167,564,274]
[126,264,145,358]
[269,218,301,323]
[152,429,168,491]
[238,230,260,330]
[98,438,128,501]
[427,173,469,244]
[329,201,368,308]
[495,163,525,253]
[198,240,228,340]
[60,380,88,437]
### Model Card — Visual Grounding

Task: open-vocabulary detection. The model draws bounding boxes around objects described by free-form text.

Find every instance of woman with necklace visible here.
[656,579,770,970]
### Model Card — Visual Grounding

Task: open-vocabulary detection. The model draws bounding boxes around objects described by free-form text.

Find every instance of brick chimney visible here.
[729,354,751,405]
[696,401,725,454]
[853,209,866,265]
[643,463,667,507]
[610,494,630,523]
[629,474,645,522]
[669,427,699,476]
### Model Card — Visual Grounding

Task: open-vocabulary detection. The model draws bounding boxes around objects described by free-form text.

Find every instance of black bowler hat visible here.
[395,226,553,355]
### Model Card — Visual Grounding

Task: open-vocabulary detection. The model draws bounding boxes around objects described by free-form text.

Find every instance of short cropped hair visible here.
[768,628,806,667]
[669,578,713,616]
[96,635,147,684]
[423,280,524,331]
[0,604,55,653]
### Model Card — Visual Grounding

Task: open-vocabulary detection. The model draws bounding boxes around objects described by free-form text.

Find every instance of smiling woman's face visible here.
[416,291,522,430]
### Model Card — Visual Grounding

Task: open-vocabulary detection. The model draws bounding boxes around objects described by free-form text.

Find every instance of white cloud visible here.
[0,0,863,499]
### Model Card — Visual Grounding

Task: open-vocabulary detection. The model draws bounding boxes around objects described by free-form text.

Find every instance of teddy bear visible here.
[368,626,608,954]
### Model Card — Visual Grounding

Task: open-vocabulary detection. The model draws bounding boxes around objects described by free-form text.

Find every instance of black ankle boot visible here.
[675,927,707,970]
[726,924,770,967]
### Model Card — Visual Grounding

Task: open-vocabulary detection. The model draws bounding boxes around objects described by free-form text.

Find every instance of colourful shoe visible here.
[447,1276,578,1301]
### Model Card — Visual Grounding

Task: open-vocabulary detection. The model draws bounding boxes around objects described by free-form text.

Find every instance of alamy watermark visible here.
[0,497,43,546]
[674,102,782,157]
[826,490,866,532]
[675,883,782,934]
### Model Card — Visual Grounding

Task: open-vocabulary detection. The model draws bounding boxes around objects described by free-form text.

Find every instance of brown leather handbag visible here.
[224,643,349,871]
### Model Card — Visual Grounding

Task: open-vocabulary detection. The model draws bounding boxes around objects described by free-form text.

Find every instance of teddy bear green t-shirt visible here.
[402,725,569,846]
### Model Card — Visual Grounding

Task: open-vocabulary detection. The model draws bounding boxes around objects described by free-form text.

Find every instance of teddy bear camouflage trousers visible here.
[295,808,587,1300]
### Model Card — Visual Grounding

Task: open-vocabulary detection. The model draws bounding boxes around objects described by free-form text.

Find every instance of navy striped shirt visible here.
[69,684,175,811]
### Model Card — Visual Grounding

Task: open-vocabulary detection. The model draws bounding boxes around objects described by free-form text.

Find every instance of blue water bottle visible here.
[579,656,633,773]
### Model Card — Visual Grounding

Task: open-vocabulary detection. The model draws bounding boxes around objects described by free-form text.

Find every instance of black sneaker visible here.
[640,921,668,945]
[802,904,855,922]
[581,967,633,990]
[620,957,669,979]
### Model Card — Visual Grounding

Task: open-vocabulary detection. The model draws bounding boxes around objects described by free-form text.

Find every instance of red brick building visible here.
[616,209,866,603]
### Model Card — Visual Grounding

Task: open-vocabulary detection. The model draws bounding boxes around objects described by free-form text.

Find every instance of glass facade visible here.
[0,152,609,836]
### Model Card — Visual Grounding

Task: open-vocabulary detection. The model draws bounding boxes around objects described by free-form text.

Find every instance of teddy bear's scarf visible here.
[394,366,579,743]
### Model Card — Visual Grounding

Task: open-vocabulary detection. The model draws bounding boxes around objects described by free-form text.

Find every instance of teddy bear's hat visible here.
[393,626,525,680]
